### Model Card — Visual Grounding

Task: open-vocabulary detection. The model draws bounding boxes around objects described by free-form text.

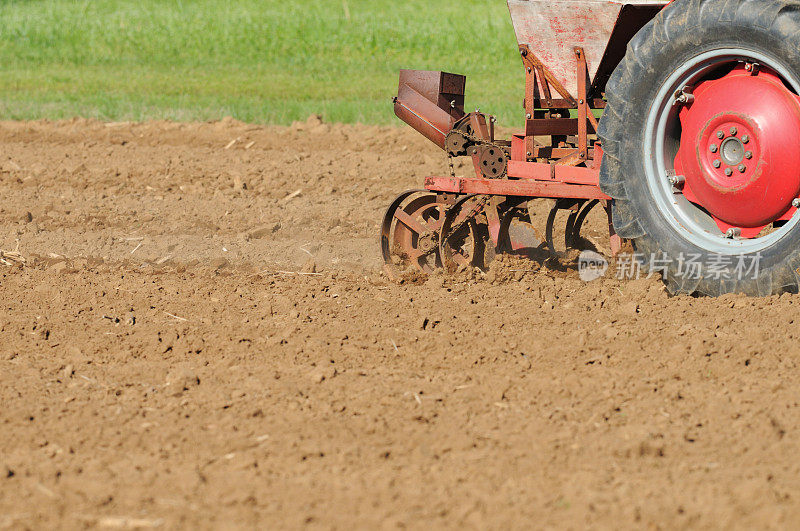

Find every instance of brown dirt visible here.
[1,117,800,529]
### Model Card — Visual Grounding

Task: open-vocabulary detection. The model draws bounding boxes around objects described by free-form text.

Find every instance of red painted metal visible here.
[508,0,667,98]
[674,66,800,232]
[424,176,609,201]
[590,4,667,95]
[507,160,600,186]
[383,0,673,271]
[394,70,466,149]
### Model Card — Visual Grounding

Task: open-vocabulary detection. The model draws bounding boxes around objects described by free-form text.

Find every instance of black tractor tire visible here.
[599,0,800,296]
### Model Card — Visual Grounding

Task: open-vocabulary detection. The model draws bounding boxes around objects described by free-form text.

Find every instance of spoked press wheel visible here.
[380,190,445,278]
[439,194,493,272]
[599,0,800,296]
[381,191,491,278]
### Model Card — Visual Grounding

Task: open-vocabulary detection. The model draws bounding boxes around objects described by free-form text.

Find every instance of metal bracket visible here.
[672,86,694,106]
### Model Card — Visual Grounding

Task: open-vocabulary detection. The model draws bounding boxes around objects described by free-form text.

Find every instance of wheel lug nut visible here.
[668,174,685,186]
[730,126,738,135]
[793,199,800,208]
[738,164,746,173]
[744,151,752,159]
[710,144,718,153]
[725,167,733,176]
[742,135,749,144]
[717,131,725,139]
[712,159,721,168]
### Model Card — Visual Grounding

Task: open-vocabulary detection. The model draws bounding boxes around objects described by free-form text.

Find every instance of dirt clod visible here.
[301,259,316,274]
[165,367,200,396]
[48,261,68,274]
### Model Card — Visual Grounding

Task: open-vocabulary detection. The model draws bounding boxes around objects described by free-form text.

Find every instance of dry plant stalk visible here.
[0,245,25,267]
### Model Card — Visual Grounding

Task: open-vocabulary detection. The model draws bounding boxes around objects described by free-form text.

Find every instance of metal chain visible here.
[432,122,508,257]
[415,195,490,258]
[442,195,490,245]
[445,130,510,179]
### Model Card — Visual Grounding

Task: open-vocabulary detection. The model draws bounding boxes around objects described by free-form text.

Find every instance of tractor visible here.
[381,0,800,296]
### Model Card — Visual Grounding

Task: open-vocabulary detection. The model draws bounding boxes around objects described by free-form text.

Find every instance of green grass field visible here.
[0,0,525,126]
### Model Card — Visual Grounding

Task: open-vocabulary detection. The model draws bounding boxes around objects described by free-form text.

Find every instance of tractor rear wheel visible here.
[599,0,800,295]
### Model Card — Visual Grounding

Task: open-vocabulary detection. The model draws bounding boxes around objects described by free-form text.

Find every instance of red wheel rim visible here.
[674,64,800,238]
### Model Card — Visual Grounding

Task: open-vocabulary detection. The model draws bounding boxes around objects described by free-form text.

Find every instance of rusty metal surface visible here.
[438,195,494,272]
[424,175,609,201]
[526,118,579,136]
[576,47,589,159]
[478,145,508,179]
[381,2,653,272]
[590,3,665,95]
[507,160,599,186]
[399,70,465,119]
[520,44,576,108]
[380,190,449,278]
[393,91,450,149]
[394,70,466,149]
[507,0,667,97]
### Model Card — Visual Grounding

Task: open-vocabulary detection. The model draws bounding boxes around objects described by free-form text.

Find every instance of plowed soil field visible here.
[1,117,799,529]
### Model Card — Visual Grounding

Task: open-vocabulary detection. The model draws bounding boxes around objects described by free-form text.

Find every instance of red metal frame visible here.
[384,2,670,267]
[423,45,609,203]
[424,175,607,200]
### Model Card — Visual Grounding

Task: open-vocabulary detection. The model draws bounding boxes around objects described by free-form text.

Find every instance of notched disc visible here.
[445,131,469,157]
[478,145,508,178]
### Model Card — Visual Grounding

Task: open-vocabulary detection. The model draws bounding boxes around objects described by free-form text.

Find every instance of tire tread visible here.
[599,0,800,296]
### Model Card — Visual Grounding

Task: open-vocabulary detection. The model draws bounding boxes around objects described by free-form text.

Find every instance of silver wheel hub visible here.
[720,137,745,166]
